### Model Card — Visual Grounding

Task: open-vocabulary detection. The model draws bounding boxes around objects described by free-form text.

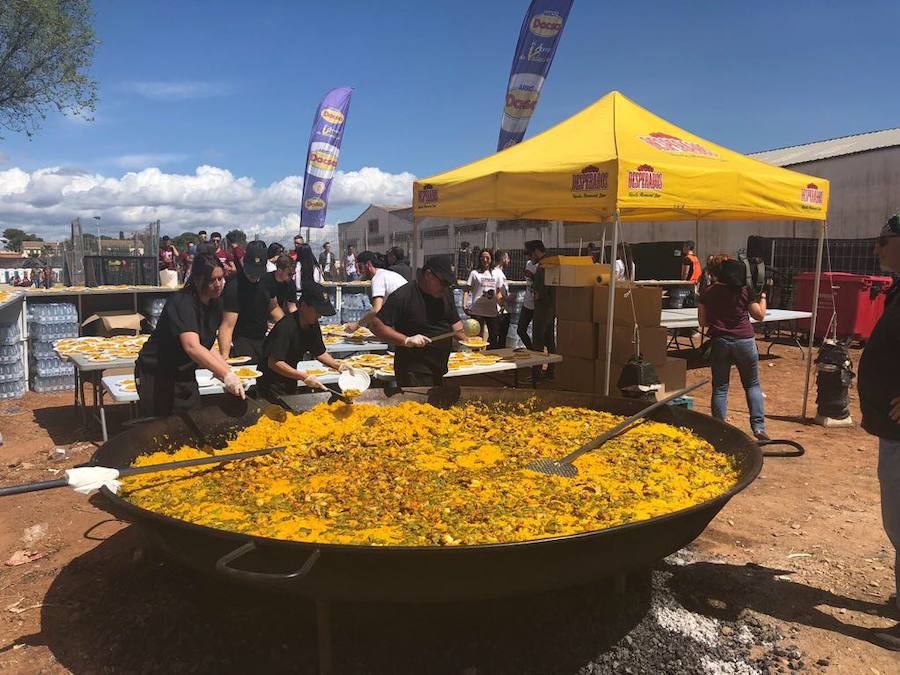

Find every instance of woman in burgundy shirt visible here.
[699,259,769,439]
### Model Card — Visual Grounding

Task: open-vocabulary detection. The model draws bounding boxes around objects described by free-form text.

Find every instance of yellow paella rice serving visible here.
[121,401,740,547]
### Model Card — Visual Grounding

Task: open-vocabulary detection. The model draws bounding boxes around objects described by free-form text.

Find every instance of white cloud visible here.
[123,80,234,100]
[113,153,189,169]
[0,164,415,244]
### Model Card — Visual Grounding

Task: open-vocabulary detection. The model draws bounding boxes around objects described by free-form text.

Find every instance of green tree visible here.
[0,0,99,139]
[172,231,199,253]
[226,229,247,246]
[1,227,41,251]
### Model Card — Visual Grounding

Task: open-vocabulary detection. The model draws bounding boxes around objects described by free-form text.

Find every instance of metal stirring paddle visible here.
[526,380,709,478]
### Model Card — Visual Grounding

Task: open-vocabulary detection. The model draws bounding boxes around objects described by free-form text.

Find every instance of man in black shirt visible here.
[266,253,297,315]
[387,246,414,282]
[369,256,466,387]
[258,283,351,402]
[218,240,283,363]
[861,215,900,651]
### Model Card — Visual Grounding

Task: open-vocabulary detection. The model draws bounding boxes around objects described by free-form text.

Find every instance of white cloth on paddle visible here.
[65,467,121,495]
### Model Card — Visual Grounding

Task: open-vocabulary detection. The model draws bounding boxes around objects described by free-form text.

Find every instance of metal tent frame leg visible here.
[800,220,826,419]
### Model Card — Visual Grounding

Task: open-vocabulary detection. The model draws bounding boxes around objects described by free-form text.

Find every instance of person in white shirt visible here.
[517,256,539,350]
[463,249,506,347]
[346,250,408,330]
[615,242,636,281]
[345,245,358,281]
[318,242,336,281]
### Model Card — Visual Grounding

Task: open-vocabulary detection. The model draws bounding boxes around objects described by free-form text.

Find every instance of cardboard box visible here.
[596,325,669,366]
[82,310,143,337]
[593,285,662,327]
[555,286,596,322]
[557,320,598,359]
[656,356,688,394]
[554,356,599,393]
[543,256,611,286]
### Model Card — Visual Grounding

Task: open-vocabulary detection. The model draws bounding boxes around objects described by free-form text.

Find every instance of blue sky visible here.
[1,0,898,242]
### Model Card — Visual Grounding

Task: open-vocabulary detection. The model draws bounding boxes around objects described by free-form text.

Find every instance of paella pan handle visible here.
[757,439,805,458]
[215,541,321,583]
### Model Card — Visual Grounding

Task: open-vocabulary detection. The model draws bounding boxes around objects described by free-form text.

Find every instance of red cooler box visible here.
[793,272,894,341]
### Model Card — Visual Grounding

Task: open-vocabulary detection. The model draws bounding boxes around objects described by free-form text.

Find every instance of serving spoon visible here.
[527,381,708,478]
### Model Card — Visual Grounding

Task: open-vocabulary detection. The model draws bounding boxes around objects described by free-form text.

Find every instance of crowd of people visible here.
[9,267,56,288]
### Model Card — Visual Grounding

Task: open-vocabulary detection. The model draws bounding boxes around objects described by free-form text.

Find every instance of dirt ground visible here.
[0,340,899,673]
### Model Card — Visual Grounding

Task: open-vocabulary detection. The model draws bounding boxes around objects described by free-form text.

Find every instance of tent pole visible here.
[603,213,620,395]
[600,226,606,265]
[801,220,826,419]
[412,217,420,270]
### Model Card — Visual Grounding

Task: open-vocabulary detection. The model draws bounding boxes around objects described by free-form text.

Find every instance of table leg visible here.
[514,368,519,389]
[100,404,108,442]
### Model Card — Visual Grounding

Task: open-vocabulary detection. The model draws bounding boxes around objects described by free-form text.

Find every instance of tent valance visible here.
[413,91,829,223]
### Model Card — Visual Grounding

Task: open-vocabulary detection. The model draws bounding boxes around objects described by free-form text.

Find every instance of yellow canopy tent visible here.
[413,91,831,416]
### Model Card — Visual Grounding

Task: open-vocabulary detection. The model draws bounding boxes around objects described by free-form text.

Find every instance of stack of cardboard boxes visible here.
[545,259,687,396]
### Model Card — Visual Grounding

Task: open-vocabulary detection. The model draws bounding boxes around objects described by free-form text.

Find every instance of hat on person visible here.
[298,282,336,316]
[242,240,268,277]
[422,255,455,286]
[883,213,900,236]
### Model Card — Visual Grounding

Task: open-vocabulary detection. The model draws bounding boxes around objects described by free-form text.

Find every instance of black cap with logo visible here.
[298,282,336,317]
[242,240,268,277]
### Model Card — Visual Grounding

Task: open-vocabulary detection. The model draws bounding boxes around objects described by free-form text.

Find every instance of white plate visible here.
[339,368,371,395]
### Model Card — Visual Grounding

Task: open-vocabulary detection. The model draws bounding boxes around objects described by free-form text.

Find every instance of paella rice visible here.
[121,400,740,547]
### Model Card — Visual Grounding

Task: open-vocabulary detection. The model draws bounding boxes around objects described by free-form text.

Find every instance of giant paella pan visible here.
[93,388,763,603]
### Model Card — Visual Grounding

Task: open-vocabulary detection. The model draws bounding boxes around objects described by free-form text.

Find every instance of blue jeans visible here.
[709,336,766,434]
[878,437,900,609]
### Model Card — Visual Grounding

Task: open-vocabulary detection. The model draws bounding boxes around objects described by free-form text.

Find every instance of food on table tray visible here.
[122,400,739,547]
[303,368,328,376]
[54,335,149,360]
[227,356,252,365]
[232,367,261,379]
[344,353,394,371]
[342,388,362,398]
[323,336,342,345]
[118,381,137,392]
[344,326,373,339]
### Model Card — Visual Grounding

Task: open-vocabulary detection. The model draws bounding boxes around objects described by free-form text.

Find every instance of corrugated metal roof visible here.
[372,203,412,212]
[750,128,900,166]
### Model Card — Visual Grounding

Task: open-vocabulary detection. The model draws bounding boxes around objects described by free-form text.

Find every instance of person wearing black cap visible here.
[135,253,245,417]
[861,214,900,651]
[218,240,283,364]
[257,282,353,402]
[368,256,466,387]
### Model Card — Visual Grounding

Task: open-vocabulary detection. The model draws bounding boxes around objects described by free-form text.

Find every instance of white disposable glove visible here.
[223,372,246,399]
[65,467,121,495]
[404,334,431,348]
[345,322,359,333]
[337,361,354,373]
[304,375,326,390]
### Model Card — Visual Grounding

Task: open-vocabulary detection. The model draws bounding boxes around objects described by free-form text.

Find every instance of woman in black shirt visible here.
[135,253,245,417]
